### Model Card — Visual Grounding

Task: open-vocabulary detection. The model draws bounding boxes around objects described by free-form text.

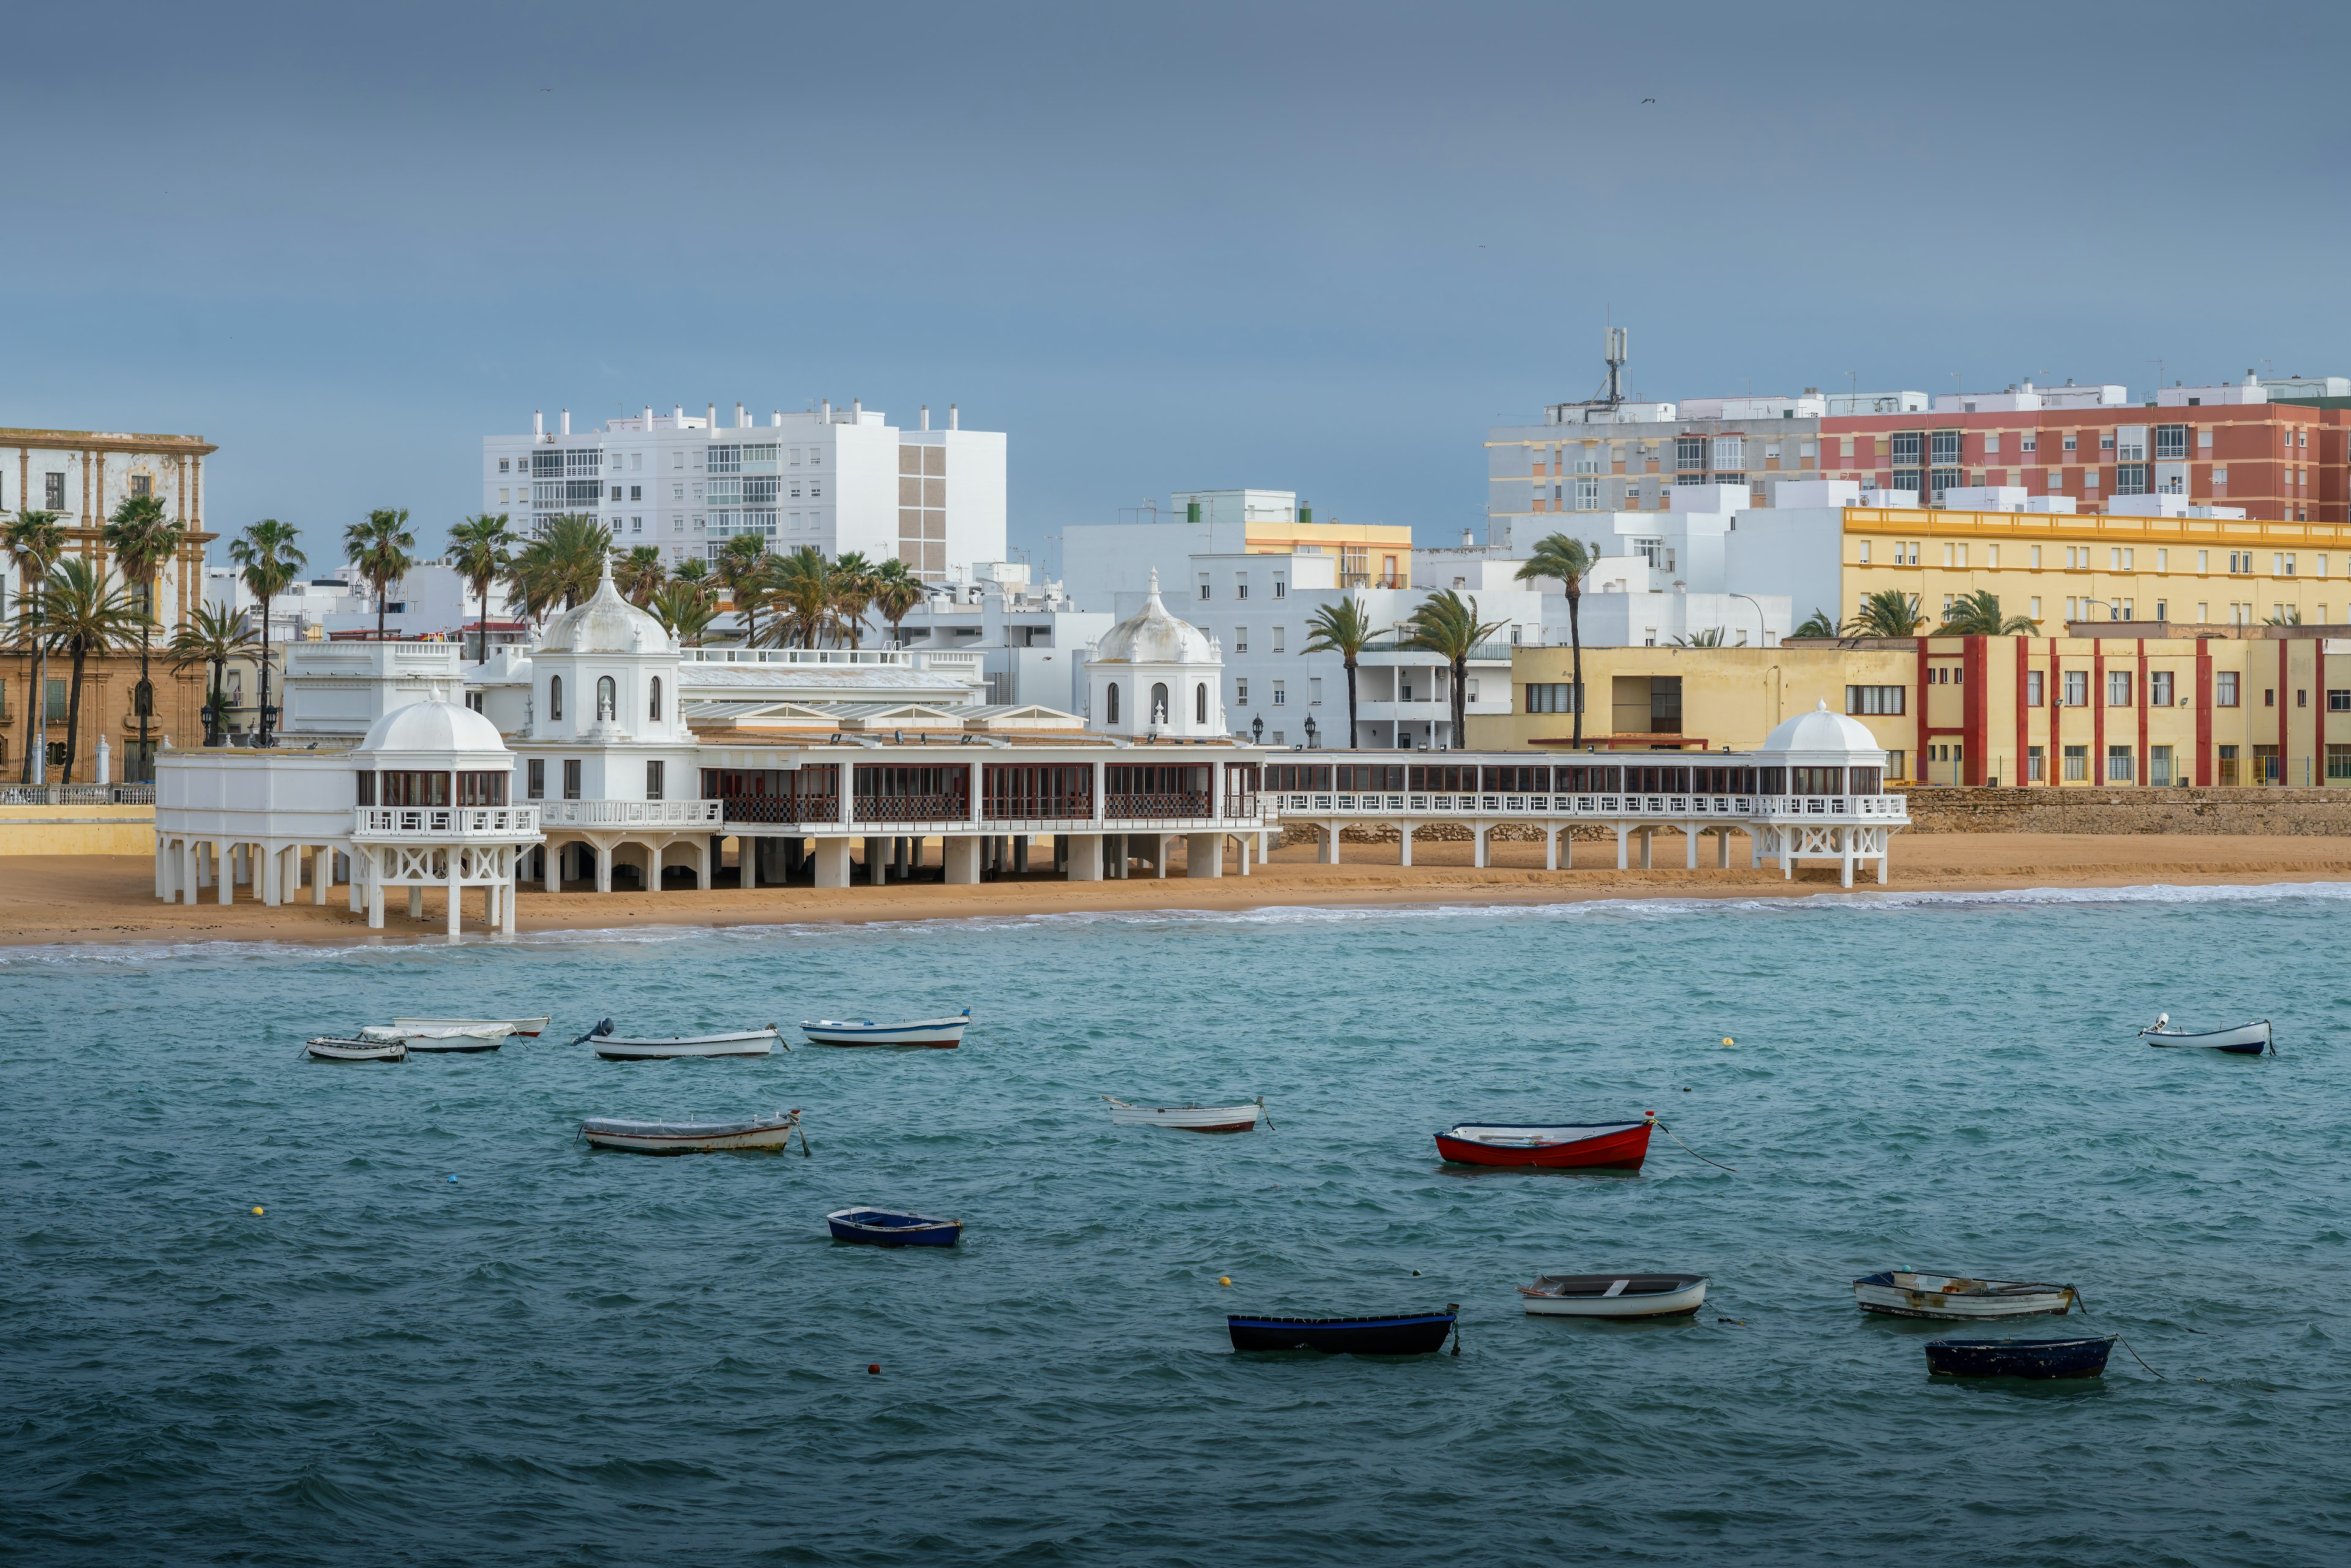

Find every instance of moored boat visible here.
[826,1207,963,1245]
[1228,1307,1460,1356]
[801,1011,970,1048]
[1924,1334,2115,1379]
[1853,1270,2077,1321]
[361,1023,508,1054]
[305,1035,407,1062]
[1103,1095,1265,1133]
[392,1015,551,1038]
[579,1108,806,1154]
[1434,1117,1652,1170]
[1518,1272,1708,1318]
[572,1019,782,1060]
[2139,1014,2272,1054]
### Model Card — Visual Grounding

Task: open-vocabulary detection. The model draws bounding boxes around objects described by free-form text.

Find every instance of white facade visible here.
[482,400,1005,583]
[1083,573,1225,738]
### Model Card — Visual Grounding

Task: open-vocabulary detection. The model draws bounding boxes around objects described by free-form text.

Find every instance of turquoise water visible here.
[4,888,2348,1566]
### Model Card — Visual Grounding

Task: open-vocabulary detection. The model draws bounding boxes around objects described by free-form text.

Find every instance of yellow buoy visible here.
[1218,1276,1231,1286]
[251,1206,264,1215]
[1722,1037,1734,1047]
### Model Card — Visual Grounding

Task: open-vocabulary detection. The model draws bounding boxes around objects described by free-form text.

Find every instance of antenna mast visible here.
[1602,324,1629,407]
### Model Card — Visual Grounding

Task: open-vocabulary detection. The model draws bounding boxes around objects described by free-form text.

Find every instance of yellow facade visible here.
[1837,506,2351,630]
[1243,519,1413,588]
[0,804,157,855]
[1478,633,2351,789]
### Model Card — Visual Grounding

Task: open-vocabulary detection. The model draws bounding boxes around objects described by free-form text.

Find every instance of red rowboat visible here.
[1434,1117,1654,1170]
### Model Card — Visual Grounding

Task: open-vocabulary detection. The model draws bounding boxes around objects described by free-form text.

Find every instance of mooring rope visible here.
[1648,1116,1738,1173]
[2068,1286,2168,1381]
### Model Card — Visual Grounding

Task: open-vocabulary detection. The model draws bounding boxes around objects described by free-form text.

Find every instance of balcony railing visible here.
[1269,792,1909,823]
[852,793,969,822]
[0,784,154,806]
[537,799,724,827]
[355,805,542,838]
[720,794,839,825]
[1105,791,1212,820]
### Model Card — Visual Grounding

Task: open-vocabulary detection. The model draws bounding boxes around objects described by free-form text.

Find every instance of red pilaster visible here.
[2195,640,2213,786]
[2092,644,2107,784]
[1963,636,1987,784]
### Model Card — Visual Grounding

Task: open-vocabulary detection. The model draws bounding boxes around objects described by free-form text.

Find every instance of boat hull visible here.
[1228,1311,1457,1355]
[1435,1120,1651,1170]
[580,1114,798,1153]
[825,1208,963,1246]
[2141,1020,2271,1054]
[1925,1335,2115,1379]
[401,1037,503,1054]
[594,1038,775,1060]
[1854,1271,2076,1321]
[306,1037,406,1062]
[1520,1274,1708,1318]
[1106,1099,1262,1133]
[802,1017,968,1048]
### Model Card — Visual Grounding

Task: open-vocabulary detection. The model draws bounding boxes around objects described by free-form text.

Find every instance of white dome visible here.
[1091,571,1217,665]
[1760,700,1882,754]
[537,558,674,656]
[356,699,508,756]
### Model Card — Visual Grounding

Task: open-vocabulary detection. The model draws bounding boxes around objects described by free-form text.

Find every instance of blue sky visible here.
[6,1,2346,577]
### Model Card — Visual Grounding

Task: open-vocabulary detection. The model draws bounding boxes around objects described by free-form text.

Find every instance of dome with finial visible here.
[1090,569,1218,665]
[537,555,673,656]
[1760,699,1883,757]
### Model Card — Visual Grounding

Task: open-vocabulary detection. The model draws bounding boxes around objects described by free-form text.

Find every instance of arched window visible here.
[649,676,662,721]
[1150,683,1169,725]
[596,676,617,720]
[549,675,563,720]
[1105,683,1120,723]
[1194,683,1207,724]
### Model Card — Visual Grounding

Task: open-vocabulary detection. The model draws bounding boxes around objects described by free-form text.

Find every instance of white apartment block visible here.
[1487,397,1833,542]
[481,399,1005,584]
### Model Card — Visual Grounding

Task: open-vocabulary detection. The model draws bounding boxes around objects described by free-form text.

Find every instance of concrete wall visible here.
[1900,785,2351,835]
[0,804,154,855]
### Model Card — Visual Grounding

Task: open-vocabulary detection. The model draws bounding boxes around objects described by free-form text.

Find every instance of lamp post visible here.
[1250,715,1264,743]
[1303,715,1319,749]
[1728,593,1770,648]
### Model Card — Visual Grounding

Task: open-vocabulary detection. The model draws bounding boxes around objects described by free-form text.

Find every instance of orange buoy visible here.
[867,1364,880,1375]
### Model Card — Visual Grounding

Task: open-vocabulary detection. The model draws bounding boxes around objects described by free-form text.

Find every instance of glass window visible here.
[646,760,664,801]
[2063,745,2090,782]
[2108,671,2132,706]
[2107,745,2134,782]
[2063,670,2088,706]
[549,675,562,720]
[2025,670,2044,707]
[563,759,582,800]
[527,759,545,799]
[2150,671,2174,705]
[2217,672,2240,707]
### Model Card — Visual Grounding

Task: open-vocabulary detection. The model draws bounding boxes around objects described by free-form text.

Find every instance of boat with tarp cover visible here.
[1435,1117,1652,1169]
[1228,1307,1459,1356]
[579,1109,806,1154]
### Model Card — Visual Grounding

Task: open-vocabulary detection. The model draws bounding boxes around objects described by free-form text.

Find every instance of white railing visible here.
[680,647,983,672]
[1269,792,1910,824]
[538,799,724,827]
[354,805,542,838]
[726,811,1267,836]
[0,784,151,806]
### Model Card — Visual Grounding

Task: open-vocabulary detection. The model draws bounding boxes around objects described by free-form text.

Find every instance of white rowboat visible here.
[392,1016,550,1038]
[1852,1270,2078,1321]
[1519,1273,1709,1319]
[1102,1095,1266,1133]
[580,1108,806,1154]
[801,1011,970,1049]
[361,1023,508,1053]
[306,1035,407,1062]
[577,1019,781,1060]
[2139,1014,2273,1055]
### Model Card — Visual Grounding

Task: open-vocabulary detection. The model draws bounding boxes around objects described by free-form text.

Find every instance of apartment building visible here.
[482,400,1005,583]
[1480,630,2351,789]
[1485,396,1831,541]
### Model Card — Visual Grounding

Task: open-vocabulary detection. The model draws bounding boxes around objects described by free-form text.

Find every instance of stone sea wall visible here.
[1897,786,2351,836]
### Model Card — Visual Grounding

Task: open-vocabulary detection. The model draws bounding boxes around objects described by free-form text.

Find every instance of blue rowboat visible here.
[1228,1307,1459,1356]
[1924,1334,2116,1379]
[826,1207,963,1246]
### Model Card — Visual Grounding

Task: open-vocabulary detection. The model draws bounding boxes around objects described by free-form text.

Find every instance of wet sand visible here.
[7,833,2351,948]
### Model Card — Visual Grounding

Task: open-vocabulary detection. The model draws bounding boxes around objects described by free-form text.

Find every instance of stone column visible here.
[812,836,852,888]
[1614,824,1630,870]
[1685,825,1700,869]
[367,852,386,929]
[943,835,981,884]
[313,845,331,904]
[217,840,233,905]
[1472,827,1488,869]
[741,835,758,890]
[543,842,560,893]
[1186,832,1223,879]
[409,883,426,920]
[1063,832,1103,880]
[1319,825,1341,865]
[648,842,665,890]
[503,853,520,932]
[1013,836,1029,874]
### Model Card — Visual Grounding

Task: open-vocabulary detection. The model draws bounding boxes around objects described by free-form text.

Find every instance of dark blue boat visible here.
[1228,1307,1459,1356]
[1924,1334,2116,1379]
[826,1207,962,1246]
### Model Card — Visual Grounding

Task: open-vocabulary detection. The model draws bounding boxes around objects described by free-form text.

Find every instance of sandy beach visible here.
[7,833,2351,948]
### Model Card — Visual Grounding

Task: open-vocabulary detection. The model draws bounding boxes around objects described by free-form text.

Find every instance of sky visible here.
[7,0,2349,580]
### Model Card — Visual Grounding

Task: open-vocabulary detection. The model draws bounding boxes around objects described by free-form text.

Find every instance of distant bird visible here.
[1641,97,1657,104]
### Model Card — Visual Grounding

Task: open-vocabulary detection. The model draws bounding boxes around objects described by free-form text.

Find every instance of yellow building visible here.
[1165,487,1411,588]
[1834,505,2351,631]
[1477,630,2351,789]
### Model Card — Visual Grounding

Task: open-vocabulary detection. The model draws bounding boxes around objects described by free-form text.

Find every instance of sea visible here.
[4,885,2347,1566]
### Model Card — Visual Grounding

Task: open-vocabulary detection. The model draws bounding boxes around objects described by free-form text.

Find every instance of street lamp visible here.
[1303,715,1319,748]
[1250,715,1264,743]
[1728,593,1770,648]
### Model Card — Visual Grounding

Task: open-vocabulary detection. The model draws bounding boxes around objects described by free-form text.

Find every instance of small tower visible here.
[1084,569,1225,738]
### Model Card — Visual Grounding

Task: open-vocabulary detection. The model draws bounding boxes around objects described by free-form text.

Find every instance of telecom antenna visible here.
[1602,324,1629,407]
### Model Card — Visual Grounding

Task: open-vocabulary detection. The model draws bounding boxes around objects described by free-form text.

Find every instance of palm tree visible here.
[344,508,416,643]
[15,560,147,782]
[766,546,845,649]
[102,493,187,780]
[169,602,261,746]
[4,509,67,783]
[648,581,719,647]
[868,557,924,647]
[673,557,711,593]
[713,534,771,646]
[447,512,515,663]
[1793,608,1840,639]
[1671,627,1728,647]
[505,514,610,619]
[831,550,877,648]
[1514,534,1600,745]
[1843,588,1928,640]
[227,519,307,747]
[1937,588,2039,636]
[1404,588,1505,746]
[1302,596,1375,749]
[617,546,667,608]
[2264,606,2304,627]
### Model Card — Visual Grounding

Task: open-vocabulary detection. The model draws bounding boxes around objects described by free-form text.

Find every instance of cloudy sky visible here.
[7,1,2345,573]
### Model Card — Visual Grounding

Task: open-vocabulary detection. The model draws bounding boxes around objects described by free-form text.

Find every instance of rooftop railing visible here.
[354,805,542,838]
[536,799,722,827]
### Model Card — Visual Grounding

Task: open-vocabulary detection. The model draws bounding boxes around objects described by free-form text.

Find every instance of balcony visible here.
[1266,791,1910,825]
[538,799,724,828]
[354,805,542,839]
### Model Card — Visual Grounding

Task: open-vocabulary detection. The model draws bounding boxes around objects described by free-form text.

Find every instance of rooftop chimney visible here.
[560,408,570,437]
[642,405,653,427]
[735,401,746,429]
[822,399,832,422]
[851,397,862,419]
[949,402,959,430]
[533,409,544,437]
[771,410,781,427]
[707,402,716,428]
[673,404,683,422]
[1461,528,1474,547]
[921,404,930,431]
